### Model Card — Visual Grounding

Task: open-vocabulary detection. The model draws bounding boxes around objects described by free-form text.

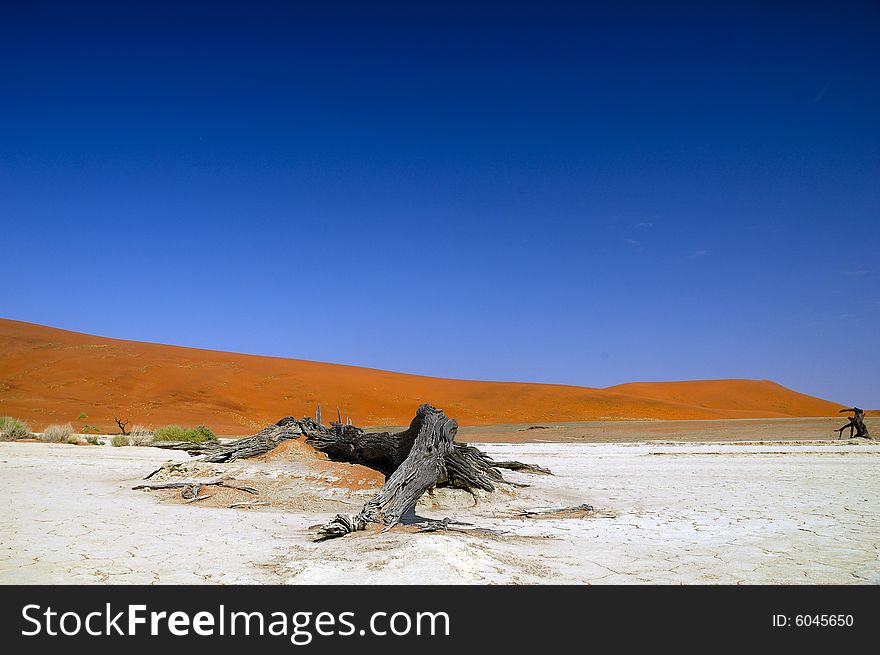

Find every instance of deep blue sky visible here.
[1,1,878,406]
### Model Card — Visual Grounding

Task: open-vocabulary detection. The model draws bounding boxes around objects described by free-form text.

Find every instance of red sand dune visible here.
[0,318,847,434]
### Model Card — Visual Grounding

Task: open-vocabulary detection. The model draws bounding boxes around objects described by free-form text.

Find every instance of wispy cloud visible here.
[623,238,643,251]
[688,249,708,259]
[844,269,869,277]
[633,221,654,229]
[813,82,830,102]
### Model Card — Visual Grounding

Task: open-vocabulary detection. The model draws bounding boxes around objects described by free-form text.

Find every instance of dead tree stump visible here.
[149,403,551,539]
[313,403,546,540]
[836,407,871,440]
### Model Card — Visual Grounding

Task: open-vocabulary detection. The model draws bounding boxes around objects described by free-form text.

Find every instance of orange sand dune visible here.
[0,318,845,434]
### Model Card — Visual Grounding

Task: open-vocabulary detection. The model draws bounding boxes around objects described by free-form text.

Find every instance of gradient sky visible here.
[1,1,878,406]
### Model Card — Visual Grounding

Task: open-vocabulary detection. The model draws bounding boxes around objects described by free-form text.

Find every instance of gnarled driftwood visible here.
[836,407,871,440]
[148,403,551,540]
[314,404,549,540]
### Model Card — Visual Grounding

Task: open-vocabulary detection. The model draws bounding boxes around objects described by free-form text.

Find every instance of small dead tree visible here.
[836,407,871,440]
[312,404,549,540]
[114,417,130,436]
[149,403,550,538]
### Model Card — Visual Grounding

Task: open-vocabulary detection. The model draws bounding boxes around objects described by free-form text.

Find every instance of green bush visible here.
[111,435,130,447]
[192,424,217,442]
[40,423,75,443]
[154,424,217,443]
[85,435,102,445]
[153,425,187,441]
[66,434,82,445]
[0,416,31,441]
[76,412,88,420]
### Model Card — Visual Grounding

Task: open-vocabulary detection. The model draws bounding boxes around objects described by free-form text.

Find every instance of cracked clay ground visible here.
[1,439,878,584]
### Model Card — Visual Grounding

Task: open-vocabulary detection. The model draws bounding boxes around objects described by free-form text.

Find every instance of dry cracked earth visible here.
[1,437,878,584]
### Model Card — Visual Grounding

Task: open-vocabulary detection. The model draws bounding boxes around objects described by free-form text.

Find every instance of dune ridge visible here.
[0,318,846,434]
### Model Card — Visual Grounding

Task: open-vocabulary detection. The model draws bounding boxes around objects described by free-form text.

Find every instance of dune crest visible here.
[0,318,844,433]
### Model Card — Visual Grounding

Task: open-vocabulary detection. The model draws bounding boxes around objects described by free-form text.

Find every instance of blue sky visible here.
[1,1,878,406]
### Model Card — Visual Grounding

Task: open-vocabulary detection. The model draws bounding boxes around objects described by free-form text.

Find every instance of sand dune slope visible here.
[0,319,844,433]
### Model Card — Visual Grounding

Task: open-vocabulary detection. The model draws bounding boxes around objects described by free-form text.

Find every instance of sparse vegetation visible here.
[67,434,82,445]
[154,424,217,443]
[40,423,75,443]
[111,435,130,447]
[80,424,101,433]
[85,435,102,445]
[128,425,154,446]
[76,412,88,420]
[192,424,217,442]
[0,416,31,441]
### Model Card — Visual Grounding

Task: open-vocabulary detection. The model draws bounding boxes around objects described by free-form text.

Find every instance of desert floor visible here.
[402,415,880,443]
[1,422,878,584]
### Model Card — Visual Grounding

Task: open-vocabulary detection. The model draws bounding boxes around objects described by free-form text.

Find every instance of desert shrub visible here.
[66,434,82,445]
[192,424,217,442]
[85,435,102,445]
[0,416,31,441]
[76,412,88,420]
[154,424,217,443]
[111,435,130,447]
[40,423,75,443]
[128,425,154,446]
[153,425,187,442]
[80,424,100,434]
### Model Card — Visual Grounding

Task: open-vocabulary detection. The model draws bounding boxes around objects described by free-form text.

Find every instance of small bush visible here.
[81,424,100,434]
[128,424,154,446]
[40,423,75,443]
[67,434,82,445]
[76,412,88,420]
[0,416,31,441]
[153,424,187,442]
[111,435,130,447]
[192,424,217,442]
[154,424,217,443]
[85,435,102,445]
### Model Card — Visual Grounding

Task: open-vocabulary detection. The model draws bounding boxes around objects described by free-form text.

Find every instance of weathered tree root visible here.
[836,407,872,440]
[414,518,505,536]
[315,513,370,541]
[517,503,596,519]
[313,404,550,541]
[492,460,552,475]
[181,483,202,499]
[132,478,259,494]
[145,403,552,540]
[152,407,550,481]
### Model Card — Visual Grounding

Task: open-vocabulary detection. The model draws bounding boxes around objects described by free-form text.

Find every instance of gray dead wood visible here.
[517,503,596,519]
[414,517,505,535]
[151,406,550,486]
[305,410,549,486]
[314,404,548,540]
[181,483,202,499]
[491,460,552,475]
[132,478,258,494]
[143,403,552,540]
[836,407,872,440]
